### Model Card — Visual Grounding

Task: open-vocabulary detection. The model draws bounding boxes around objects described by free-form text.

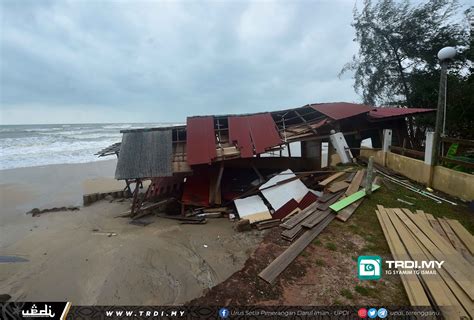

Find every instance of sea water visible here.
[0,123,179,170]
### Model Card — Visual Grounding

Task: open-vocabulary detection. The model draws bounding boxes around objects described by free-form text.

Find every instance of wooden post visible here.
[130,179,141,217]
[214,161,224,204]
[365,156,374,196]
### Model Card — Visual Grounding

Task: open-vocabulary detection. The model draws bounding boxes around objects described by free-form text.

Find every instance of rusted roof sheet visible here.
[248,113,282,153]
[310,102,374,120]
[186,117,216,165]
[228,113,281,158]
[228,116,254,158]
[369,107,435,119]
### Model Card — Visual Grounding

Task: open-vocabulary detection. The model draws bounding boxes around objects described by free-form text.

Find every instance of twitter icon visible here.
[368,308,377,318]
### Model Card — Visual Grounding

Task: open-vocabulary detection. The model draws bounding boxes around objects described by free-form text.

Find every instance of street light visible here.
[431,46,456,167]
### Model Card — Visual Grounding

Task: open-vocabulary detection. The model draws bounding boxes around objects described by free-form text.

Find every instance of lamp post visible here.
[431,46,456,167]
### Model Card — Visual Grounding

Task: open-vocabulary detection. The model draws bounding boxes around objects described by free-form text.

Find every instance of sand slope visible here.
[0,161,263,304]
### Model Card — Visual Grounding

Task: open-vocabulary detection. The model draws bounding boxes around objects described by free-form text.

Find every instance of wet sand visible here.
[0,160,264,304]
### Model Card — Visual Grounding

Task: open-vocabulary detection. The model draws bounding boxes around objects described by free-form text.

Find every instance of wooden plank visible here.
[393,209,474,300]
[402,209,472,272]
[327,181,349,193]
[345,169,364,196]
[411,226,474,318]
[424,213,451,245]
[415,210,430,225]
[317,191,345,211]
[259,214,335,284]
[318,171,345,187]
[375,206,430,306]
[317,191,343,203]
[280,202,318,229]
[301,209,331,228]
[438,218,474,264]
[383,207,464,318]
[345,172,356,182]
[336,199,363,222]
[281,226,305,242]
[329,185,380,212]
[445,219,474,255]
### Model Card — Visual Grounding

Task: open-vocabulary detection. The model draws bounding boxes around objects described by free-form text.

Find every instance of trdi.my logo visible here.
[358,256,382,280]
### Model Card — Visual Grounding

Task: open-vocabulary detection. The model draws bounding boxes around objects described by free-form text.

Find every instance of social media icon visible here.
[378,308,388,318]
[219,307,229,318]
[368,308,377,318]
[358,308,368,318]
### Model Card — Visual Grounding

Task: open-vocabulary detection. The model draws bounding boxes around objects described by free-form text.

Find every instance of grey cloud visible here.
[0,0,360,124]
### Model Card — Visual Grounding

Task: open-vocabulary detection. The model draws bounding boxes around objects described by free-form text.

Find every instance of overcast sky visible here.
[0,0,361,124]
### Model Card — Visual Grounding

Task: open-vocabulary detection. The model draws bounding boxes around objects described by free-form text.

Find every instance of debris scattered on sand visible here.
[26,206,80,217]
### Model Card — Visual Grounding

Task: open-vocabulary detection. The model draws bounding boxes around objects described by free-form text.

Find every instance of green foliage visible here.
[341,0,473,139]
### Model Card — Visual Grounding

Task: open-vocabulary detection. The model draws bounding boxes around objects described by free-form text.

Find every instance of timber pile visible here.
[258,169,383,284]
[376,206,474,319]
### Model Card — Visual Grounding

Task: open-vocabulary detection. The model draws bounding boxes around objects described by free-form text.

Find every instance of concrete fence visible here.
[360,147,474,201]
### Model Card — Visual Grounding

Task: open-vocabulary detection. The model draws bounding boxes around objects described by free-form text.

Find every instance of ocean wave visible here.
[0,122,172,170]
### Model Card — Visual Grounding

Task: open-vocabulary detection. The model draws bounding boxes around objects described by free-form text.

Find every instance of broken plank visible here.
[345,169,364,196]
[301,209,331,228]
[318,171,345,187]
[327,181,349,193]
[259,213,335,284]
[336,199,363,222]
[280,202,318,229]
[445,218,474,255]
[329,185,380,212]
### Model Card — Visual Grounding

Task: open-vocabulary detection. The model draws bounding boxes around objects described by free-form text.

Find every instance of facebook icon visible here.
[219,307,230,318]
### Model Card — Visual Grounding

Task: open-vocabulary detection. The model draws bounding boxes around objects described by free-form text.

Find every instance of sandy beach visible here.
[0,160,264,304]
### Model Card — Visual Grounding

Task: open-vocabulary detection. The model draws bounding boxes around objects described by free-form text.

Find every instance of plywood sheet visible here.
[234,195,271,224]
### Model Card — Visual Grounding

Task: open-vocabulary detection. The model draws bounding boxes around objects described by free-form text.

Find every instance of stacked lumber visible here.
[376,206,474,319]
[259,213,336,284]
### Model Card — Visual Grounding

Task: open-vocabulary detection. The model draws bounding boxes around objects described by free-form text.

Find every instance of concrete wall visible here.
[360,147,474,201]
[432,166,474,202]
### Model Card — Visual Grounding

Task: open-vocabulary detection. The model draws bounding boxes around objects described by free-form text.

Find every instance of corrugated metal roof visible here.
[247,113,282,153]
[228,113,281,158]
[229,116,254,158]
[115,130,173,180]
[186,116,216,165]
[310,102,374,120]
[369,107,434,119]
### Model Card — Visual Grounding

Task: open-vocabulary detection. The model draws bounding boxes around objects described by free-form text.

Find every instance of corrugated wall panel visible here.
[115,130,173,179]
[186,117,216,165]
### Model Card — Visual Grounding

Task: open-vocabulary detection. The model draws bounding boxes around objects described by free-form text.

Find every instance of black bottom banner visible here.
[1,303,443,319]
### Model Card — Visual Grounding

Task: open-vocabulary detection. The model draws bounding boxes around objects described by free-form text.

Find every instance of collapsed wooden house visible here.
[97,102,434,217]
